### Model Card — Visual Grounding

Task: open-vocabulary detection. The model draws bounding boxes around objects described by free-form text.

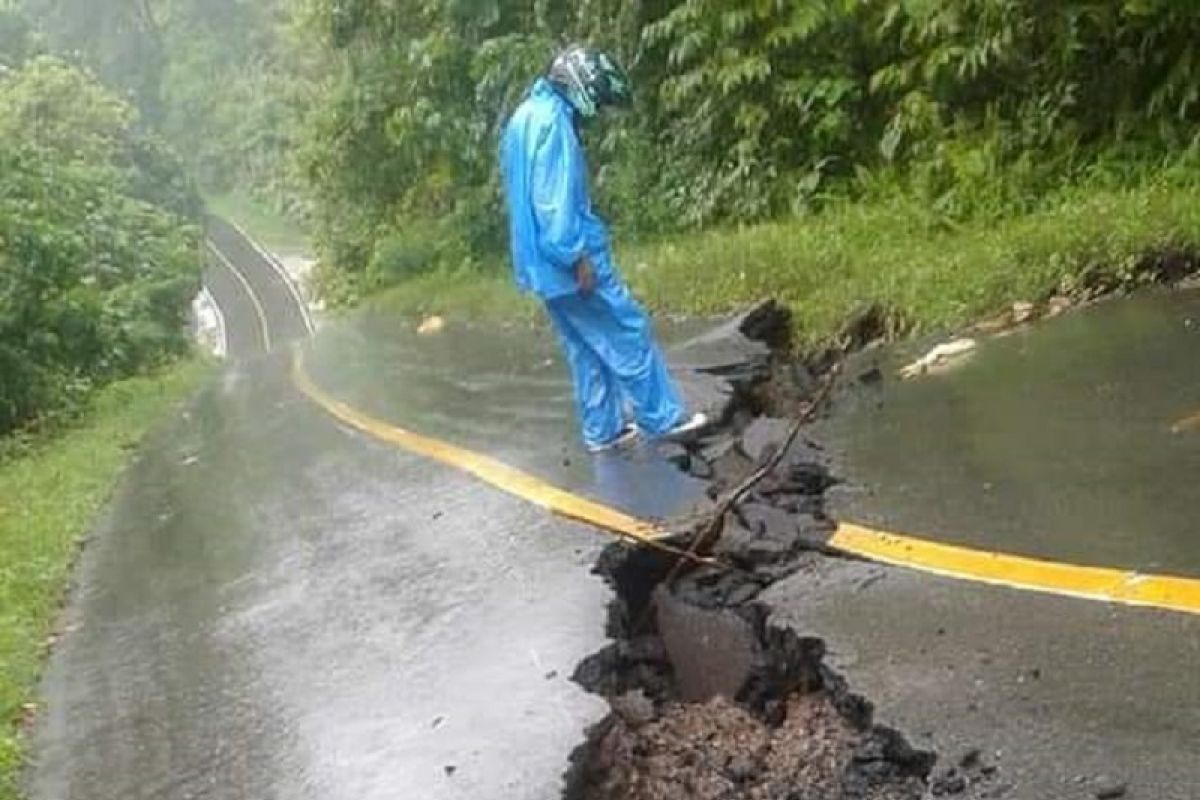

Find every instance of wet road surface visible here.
[207,215,315,344]
[821,288,1200,576]
[303,314,710,522]
[203,244,267,357]
[29,223,708,799]
[767,552,1200,800]
[779,288,1200,799]
[34,216,1200,799]
[30,356,614,800]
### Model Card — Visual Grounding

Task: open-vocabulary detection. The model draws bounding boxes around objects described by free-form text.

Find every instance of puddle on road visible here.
[820,288,1200,576]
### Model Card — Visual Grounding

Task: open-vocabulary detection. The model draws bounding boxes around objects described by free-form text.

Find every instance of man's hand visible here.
[575,256,596,296]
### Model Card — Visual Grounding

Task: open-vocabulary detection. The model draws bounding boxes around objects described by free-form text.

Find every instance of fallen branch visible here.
[662,361,843,586]
[618,531,725,569]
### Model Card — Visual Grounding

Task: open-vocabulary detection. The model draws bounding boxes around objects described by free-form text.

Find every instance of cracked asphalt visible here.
[29,224,698,799]
[27,223,1200,800]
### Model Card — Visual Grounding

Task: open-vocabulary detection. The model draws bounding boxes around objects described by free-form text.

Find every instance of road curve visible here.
[202,217,313,357]
[28,221,615,800]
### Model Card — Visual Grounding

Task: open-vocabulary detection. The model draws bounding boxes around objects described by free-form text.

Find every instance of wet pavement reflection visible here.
[820,288,1200,575]
[304,311,712,522]
[31,351,617,800]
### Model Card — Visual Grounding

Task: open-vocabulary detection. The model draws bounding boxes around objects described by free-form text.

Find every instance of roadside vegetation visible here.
[41,0,1200,340]
[374,168,1200,345]
[0,360,211,800]
[23,2,1200,344]
[0,12,210,794]
[21,1,1200,336]
[0,32,202,436]
[290,0,1200,331]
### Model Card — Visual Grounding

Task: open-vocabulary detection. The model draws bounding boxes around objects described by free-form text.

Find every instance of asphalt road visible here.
[29,223,675,799]
[29,221,1200,800]
[822,290,1200,574]
[786,290,1200,799]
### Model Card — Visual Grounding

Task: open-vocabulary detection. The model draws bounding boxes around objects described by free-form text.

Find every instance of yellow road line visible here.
[293,348,1200,616]
[830,523,1200,616]
[207,240,272,352]
[291,349,671,548]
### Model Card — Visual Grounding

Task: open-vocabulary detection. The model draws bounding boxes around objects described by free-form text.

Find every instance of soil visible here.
[559,260,1200,799]
[575,694,925,800]
[563,301,948,800]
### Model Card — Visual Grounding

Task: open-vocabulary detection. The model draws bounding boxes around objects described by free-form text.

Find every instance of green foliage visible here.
[21,0,167,123]
[376,167,1200,352]
[0,55,134,163]
[290,0,1200,302]
[0,54,201,435]
[26,0,1200,306]
[155,0,316,212]
[23,0,315,217]
[638,0,877,224]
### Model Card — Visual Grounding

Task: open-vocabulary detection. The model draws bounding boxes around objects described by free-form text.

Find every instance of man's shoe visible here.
[659,412,710,443]
[586,425,640,454]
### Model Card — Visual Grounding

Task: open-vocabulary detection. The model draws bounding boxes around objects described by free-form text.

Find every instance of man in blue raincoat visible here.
[500,45,708,452]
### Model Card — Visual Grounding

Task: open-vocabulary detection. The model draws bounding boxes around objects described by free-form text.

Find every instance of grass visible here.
[365,266,536,325]
[372,175,1200,348]
[205,190,310,254]
[0,358,212,800]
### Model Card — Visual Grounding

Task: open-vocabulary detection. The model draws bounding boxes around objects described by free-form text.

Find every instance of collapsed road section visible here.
[559,302,995,800]
[560,279,1200,800]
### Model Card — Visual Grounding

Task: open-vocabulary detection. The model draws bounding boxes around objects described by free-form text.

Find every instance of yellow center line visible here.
[293,348,1200,617]
[291,348,669,548]
[830,523,1200,616]
[207,240,272,352]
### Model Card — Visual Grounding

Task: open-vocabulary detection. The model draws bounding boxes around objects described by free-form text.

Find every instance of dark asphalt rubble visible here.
[563,300,983,800]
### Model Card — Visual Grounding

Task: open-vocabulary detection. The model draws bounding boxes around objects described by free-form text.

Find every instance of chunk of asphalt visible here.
[699,436,737,464]
[655,442,690,468]
[721,504,802,564]
[708,442,757,486]
[563,302,944,800]
[674,370,739,425]
[738,417,793,463]
[687,456,715,481]
[653,586,758,703]
[790,360,818,395]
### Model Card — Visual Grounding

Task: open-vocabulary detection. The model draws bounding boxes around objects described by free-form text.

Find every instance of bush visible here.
[0,55,201,436]
[366,226,442,288]
[292,0,1200,302]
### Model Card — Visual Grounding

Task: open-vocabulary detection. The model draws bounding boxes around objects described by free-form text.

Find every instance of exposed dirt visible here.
[563,265,1200,798]
[574,693,927,800]
[563,301,949,800]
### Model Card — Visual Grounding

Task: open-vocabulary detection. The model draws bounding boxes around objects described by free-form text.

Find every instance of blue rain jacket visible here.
[500,79,611,299]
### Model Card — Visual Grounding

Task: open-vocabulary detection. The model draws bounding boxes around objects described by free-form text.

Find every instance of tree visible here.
[0,52,201,434]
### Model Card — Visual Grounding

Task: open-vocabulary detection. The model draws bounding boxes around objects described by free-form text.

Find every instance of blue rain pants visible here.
[544,263,685,448]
